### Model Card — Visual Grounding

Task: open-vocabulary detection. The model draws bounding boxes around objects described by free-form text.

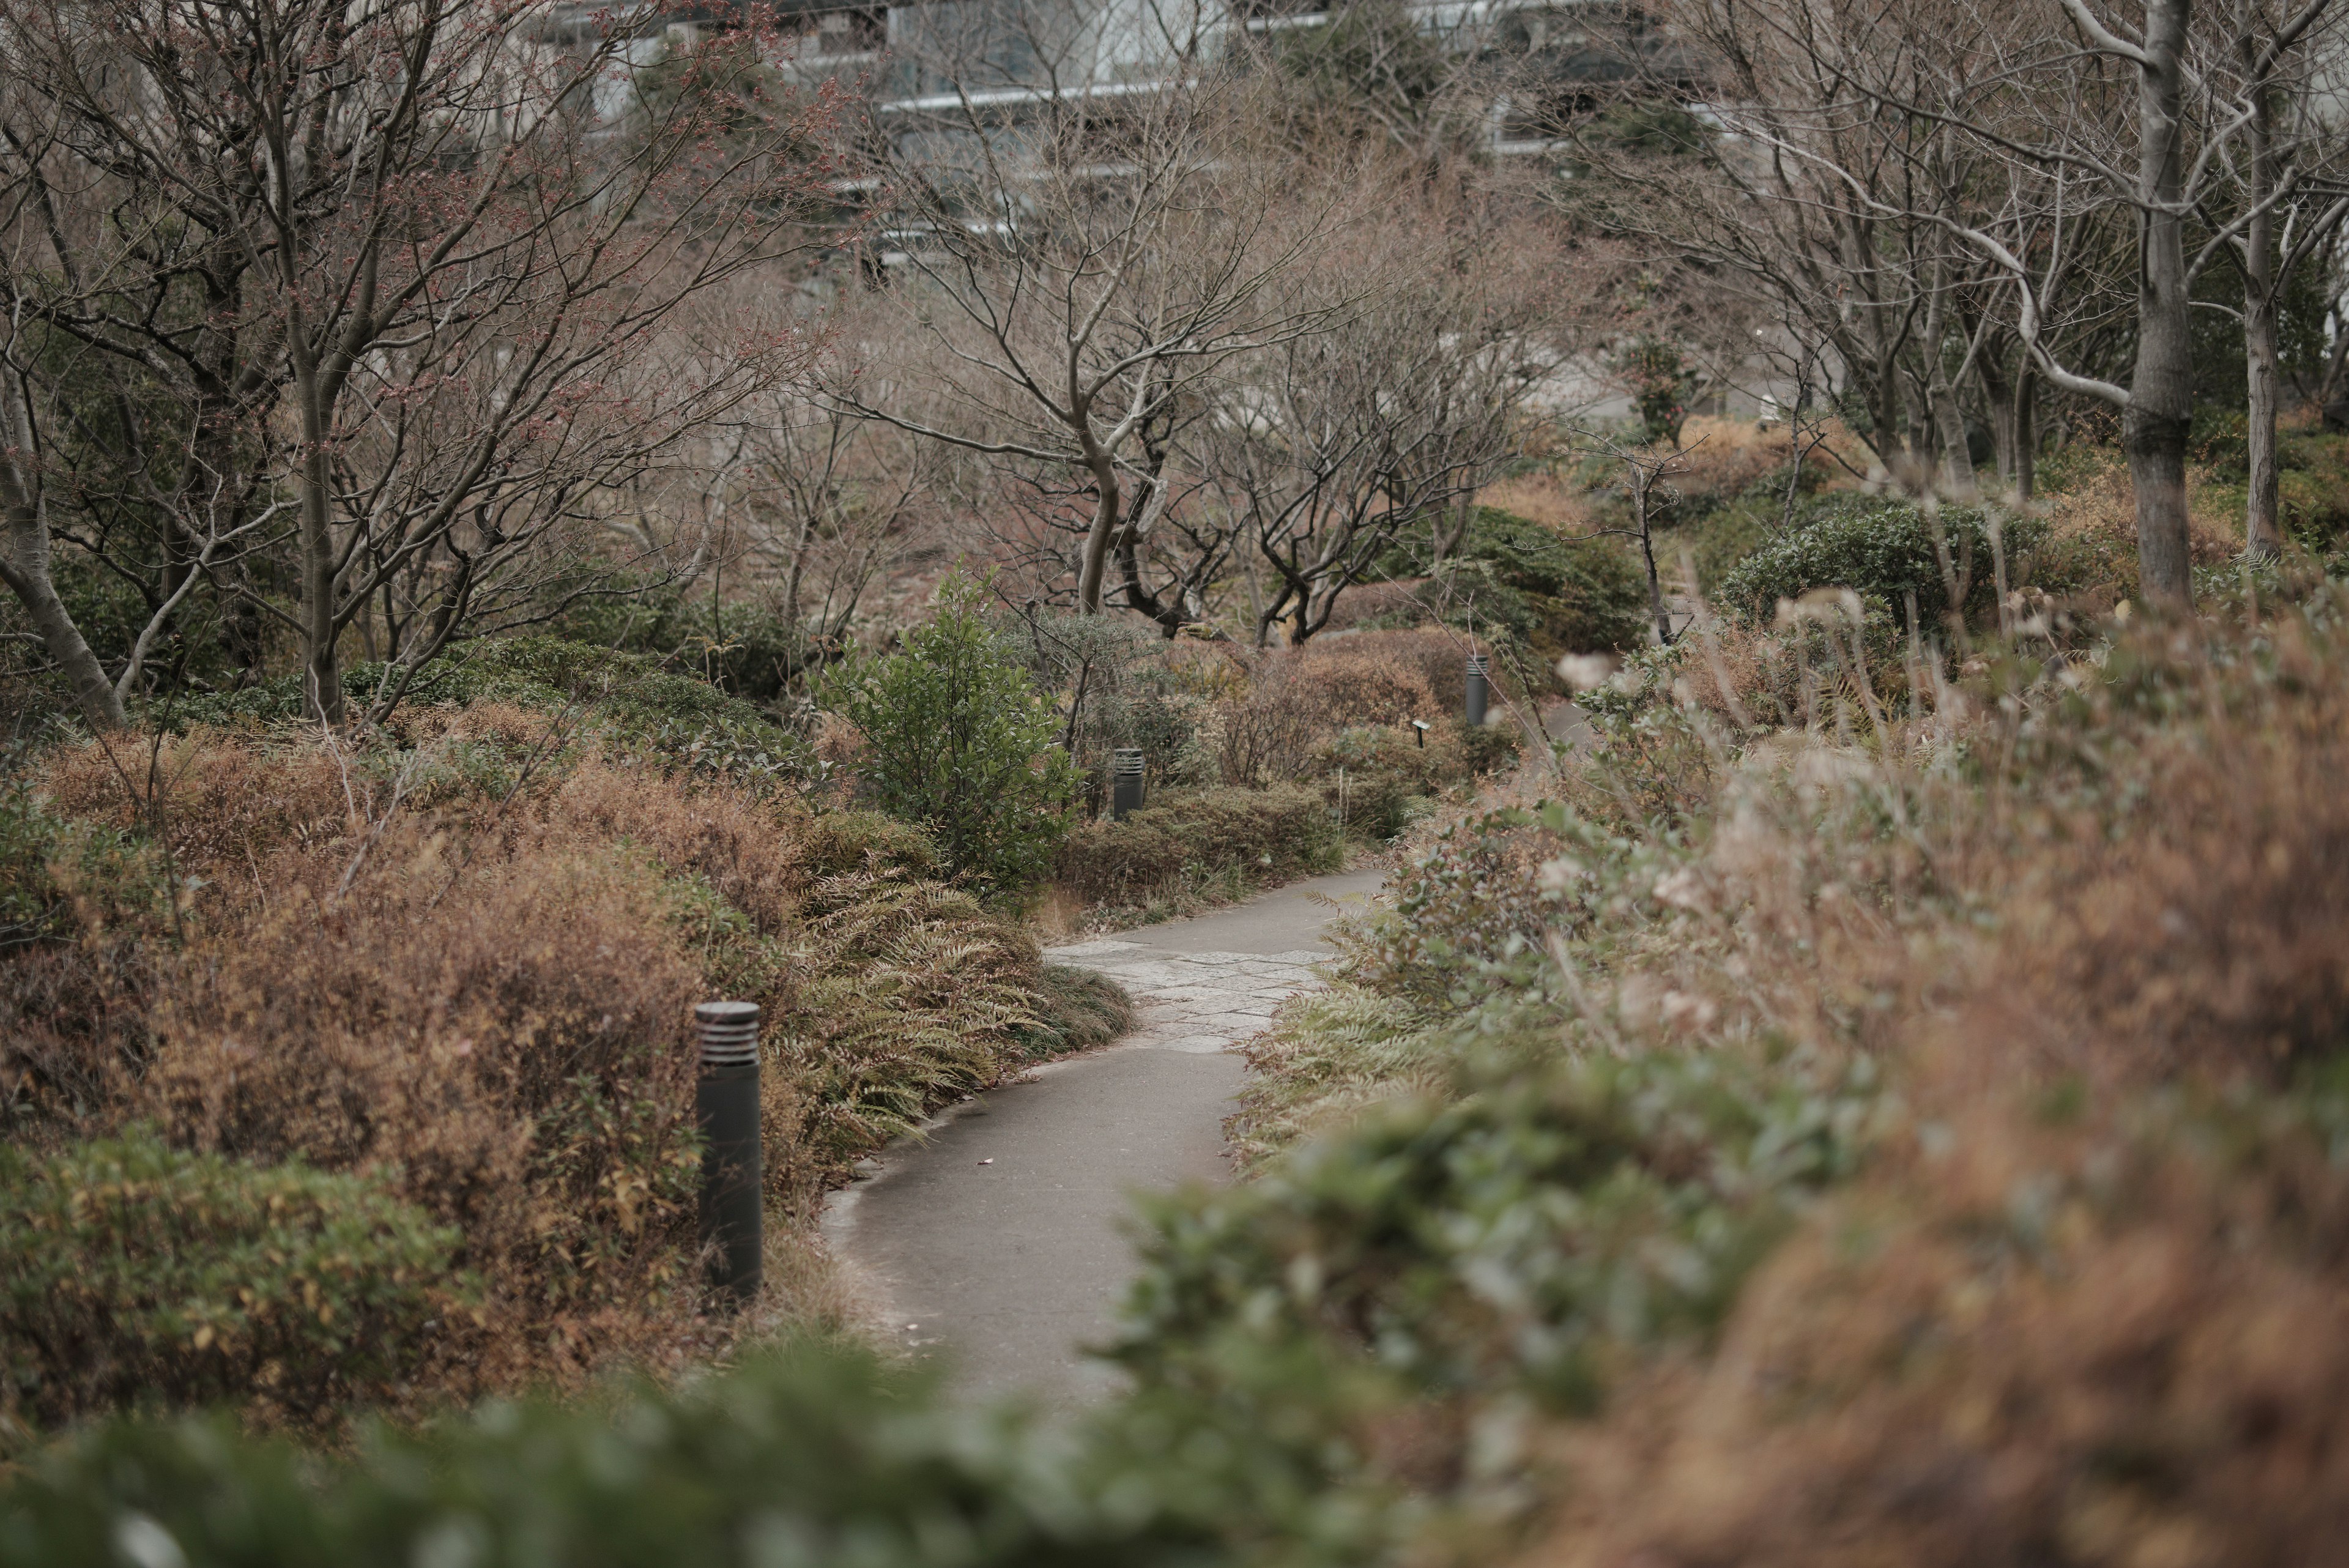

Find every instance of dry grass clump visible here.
[1315,579,1433,633]
[1946,637,2349,1094]
[1210,633,1484,787]
[1290,639,1440,727]
[1478,471,1598,533]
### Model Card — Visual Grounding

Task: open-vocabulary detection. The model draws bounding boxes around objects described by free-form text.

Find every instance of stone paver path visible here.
[822,869,1383,1408]
[1037,940,1327,1055]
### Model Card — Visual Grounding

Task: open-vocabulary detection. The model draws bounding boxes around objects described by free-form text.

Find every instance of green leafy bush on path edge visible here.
[0,1131,467,1433]
[0,1340,1227,1568]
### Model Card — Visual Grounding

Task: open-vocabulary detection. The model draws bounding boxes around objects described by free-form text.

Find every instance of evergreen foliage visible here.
[820,578,1078,896]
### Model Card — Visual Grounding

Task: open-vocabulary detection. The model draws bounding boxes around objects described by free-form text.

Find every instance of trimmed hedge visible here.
[0,1131,470,1427]
[1053,786,1342,908]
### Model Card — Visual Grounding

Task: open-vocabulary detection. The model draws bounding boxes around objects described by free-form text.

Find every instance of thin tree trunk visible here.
[1980,348,2019,492]
[0,384,127,730]
[1924,256,1977,496]
[2126,0,2197,606]
[2014,367,2036,503]
[1635,470,1672,645]
[0,504,127,732]
[292,357,345,723]
[1075,431,1120,615]
[2241,65,2285,562]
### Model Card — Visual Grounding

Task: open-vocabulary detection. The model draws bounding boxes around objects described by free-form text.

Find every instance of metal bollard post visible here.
[1464,654,1490,728]
[694,1000,763,1311]
[1110,748,1145,820]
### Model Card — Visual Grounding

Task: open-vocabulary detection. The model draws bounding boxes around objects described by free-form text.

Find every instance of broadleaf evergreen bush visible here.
[1716,492,2048,626]
[821,578,1078,896]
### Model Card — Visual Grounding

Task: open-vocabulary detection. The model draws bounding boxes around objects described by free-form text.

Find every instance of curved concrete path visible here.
[821,868,1386,1408]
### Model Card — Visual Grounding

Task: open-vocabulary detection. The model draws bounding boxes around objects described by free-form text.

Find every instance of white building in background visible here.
[550,0,1693,152]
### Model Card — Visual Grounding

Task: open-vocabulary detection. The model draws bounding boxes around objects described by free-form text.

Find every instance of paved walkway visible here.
[820,869,1385,1408]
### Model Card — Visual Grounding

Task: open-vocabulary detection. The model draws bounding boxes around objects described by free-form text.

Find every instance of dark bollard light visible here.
[694,1000,763,1311]
[1111,747,1145,820]
[1464,653,1490,728]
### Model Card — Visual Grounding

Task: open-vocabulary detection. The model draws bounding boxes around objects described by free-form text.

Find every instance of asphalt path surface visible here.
[820,868,1386,1408]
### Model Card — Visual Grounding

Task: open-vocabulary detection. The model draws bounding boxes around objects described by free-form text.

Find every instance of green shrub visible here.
[545,571,815,704]
[1052,784,1341,908]
[1308,721,1509,842]
[1715,492,2049,626]
[994,609,1217,814]
[820,579,1079,897]
[1120,1048,1874,1406]
[1105,1047,1880,1553]
[0,782,163,951]
[0,1130,469,1427]
[1450,507,1650,658]
[0,1340,1222,1568]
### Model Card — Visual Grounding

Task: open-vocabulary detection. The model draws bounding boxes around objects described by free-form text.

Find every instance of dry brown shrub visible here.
[1477,471,1597,532]
[543,762,811,935]
[137,819,707,1389]
[1943,656,2349,1093]
[1214,656,1335,786]
[1516,609,2349,1564]
[1292,639,1440,727]
[40,730,352,891]
[1318,579,1433,633]
[1532,1099,2349,1568]
[1318,628,1480,717]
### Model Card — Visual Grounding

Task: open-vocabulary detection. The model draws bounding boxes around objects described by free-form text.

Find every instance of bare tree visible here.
[841,3,1344,614]
[1587,0,2137,506]
[2207,0,2349,559]
[0,0,836,727]
[1200,184,1572,645]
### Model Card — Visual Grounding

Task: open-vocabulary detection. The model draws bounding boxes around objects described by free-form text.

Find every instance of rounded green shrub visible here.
[819,577,1079,897]
[0,1129,470,1426]
[1715,493,2048,626]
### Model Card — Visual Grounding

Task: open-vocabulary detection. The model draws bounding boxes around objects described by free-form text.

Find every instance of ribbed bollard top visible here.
[1111,747,1145,776]
[1466,653,1490,676]
[694,1001,762,1069]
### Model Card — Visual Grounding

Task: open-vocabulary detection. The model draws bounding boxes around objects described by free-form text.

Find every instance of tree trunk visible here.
[2127,0,2197,606]
[0,494,128,733]
[1075,433,1120,616]
[0,384,127,730]
[2014,367,2036,503]
[1980,349,2018,492]
[1634,472,1673,645]
[1923,259,1977,496]
[292,356,345,724]
[1930,381,1975,496]
[2241,64,2285,562]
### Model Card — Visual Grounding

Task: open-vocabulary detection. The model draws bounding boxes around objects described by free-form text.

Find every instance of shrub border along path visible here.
[822,871,1386,1407]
